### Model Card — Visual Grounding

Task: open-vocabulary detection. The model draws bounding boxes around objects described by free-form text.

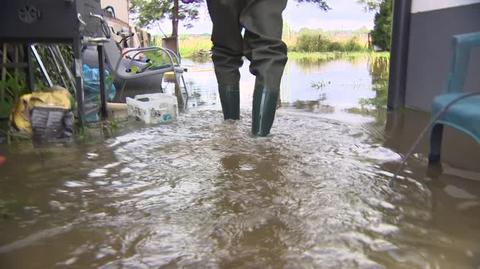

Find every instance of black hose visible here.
[101,19,111,39]
[103,6,116,18]
[392,92,480,180]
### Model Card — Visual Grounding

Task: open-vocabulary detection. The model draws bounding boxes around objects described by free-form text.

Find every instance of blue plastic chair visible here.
[429,31,480,164]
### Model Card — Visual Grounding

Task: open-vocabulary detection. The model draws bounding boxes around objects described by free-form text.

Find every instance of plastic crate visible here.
[126,93,178,124]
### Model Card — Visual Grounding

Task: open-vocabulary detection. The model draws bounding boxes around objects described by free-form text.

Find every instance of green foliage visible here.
[344,37,364,51]
[360,55,390,109]
[295,0,330,10]
[177,35,212,59]
[32,45,73,89]
[297,34,328,52]
[295,33,366,53]
[0,44,74,128]
[371,0,392,51]
[357,0,382,11]
[130,0,202,36]
[289,51,343,62]
[327,42,343,51]
[0,75,27,119]
[130,0,331,39]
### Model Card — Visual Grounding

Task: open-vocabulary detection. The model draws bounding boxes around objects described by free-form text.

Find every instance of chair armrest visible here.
[454,31,480,47]
[122,47,180,65]
[114,47,177,75]
[446,31,480,93]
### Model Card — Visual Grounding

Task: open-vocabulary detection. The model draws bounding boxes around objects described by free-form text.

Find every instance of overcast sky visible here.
[153,0,375,36]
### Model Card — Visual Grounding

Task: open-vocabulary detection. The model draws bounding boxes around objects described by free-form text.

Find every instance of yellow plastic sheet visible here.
[10,86,72,134]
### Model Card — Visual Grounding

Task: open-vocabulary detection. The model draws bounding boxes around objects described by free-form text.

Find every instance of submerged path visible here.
[1,109,480,268]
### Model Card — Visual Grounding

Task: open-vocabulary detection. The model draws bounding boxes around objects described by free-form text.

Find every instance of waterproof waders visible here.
[207,0,288,136]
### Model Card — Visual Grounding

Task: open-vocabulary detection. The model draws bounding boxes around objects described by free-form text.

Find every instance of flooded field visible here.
[1,56,480,268]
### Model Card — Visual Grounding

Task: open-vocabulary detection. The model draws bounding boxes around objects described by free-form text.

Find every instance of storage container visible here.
[126,93,178,124]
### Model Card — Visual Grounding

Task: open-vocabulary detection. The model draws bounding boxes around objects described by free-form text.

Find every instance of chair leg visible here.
[428,124,444,165]
[180,74,189,105]
[181,74,189,97]
[174,73,185,110]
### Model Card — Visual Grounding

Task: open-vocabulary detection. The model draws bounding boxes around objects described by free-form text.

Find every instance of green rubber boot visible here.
[252,84,279,137]
[218,84,240,120]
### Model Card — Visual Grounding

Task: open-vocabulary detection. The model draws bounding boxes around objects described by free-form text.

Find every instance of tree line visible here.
[130,0,392,52]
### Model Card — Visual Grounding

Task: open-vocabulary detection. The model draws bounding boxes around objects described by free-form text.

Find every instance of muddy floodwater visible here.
[1,56,480,269]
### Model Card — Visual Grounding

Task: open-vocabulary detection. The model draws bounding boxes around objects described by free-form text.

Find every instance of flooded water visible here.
[2,56,480,269]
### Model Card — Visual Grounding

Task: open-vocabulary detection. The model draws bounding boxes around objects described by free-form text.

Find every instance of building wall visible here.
[100,0,151,47]
[101,0,129,24]
[405,1,480,111]
[412,0,480,13]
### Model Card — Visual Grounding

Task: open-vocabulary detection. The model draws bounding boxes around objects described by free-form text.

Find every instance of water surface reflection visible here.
[1,56,480,268]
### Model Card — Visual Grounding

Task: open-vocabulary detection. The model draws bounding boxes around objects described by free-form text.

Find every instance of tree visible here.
[356,0,393,51]
[357,0,382,11]
[129,0,202,38]
[295,0,330,10]
[370,0,392,51]
[130,0,330,40]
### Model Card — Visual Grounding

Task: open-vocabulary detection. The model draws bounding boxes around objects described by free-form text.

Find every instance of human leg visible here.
[206,0,245,120]
[240,0,288,136]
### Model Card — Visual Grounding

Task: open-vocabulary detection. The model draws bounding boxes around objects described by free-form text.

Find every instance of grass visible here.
[150,33,392,64]
[289,51,390,62]
[171,35,390,62]
[179,36,212,59]
[0,75,28,119]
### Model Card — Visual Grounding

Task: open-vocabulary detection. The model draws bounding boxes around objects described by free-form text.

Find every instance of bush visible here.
[295,34,365,53]
[344,37,364,52]
[297,34,313,52]
[297,33,331,52]
[371,0,392,51]
[327,41,343,52]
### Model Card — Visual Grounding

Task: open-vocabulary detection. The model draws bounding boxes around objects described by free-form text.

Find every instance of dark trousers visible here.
[206,0,288,90]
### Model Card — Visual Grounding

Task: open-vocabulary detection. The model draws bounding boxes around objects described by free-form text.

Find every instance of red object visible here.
[0,155,6,166]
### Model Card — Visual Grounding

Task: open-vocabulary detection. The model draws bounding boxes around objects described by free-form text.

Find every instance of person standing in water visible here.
[206,0,288,136]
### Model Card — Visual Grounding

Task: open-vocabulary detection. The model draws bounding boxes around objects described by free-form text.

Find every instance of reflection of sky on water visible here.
[181,57,378,120]
[283,60,375,109]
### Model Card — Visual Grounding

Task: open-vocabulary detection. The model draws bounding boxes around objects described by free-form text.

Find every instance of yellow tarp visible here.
[10,86,73,134]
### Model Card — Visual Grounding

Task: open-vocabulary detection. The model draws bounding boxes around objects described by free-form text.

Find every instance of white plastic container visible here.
[126,93,178,124]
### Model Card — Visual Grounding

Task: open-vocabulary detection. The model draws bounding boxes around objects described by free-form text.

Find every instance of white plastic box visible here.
[126,93,178,124]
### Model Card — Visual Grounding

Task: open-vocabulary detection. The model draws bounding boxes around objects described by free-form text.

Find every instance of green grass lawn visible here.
[153,35,390,61]
[288,51,390,61]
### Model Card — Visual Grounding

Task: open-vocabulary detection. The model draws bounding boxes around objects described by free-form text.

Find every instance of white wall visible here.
[101,0,129,23]
[412,0,480,13]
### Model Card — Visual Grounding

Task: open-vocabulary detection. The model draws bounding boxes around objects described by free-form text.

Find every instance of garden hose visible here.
[392,92,480,181]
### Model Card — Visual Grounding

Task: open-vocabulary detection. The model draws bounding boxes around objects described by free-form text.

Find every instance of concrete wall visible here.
[101,0,129,24]
[405,2,480,111]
